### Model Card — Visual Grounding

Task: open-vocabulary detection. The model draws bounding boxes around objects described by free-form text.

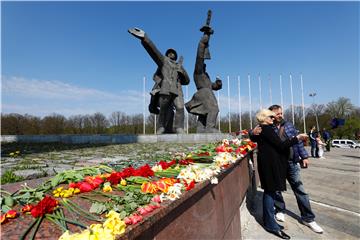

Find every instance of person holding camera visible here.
[251,105,323,234]
[252,109,309,239]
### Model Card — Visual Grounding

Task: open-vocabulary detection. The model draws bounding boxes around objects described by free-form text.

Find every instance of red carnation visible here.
[31,196,58,218]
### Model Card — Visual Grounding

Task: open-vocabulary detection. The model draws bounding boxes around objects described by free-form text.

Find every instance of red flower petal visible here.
[5,210,18,219]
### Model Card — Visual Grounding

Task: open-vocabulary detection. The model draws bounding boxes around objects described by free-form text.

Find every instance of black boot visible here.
[268,230,291,239]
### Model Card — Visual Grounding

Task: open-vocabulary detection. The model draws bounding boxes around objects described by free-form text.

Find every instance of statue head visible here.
[165,48,178,61]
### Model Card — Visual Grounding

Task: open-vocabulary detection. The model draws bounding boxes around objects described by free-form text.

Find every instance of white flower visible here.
[214,152,237,167]
[231,138,241,146]
[167,192,181,201]
[210,177,218,184]
[151,165,163,172]
[222,139,230,146]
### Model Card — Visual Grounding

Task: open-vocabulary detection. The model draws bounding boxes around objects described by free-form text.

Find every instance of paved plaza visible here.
[242,147,360,240]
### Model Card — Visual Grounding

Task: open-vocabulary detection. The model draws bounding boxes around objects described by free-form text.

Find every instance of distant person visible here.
[322,128,331,152]
[316,133,326,158]
[251,109,308,239]
[251,105,324,234]
[308,126,319,158]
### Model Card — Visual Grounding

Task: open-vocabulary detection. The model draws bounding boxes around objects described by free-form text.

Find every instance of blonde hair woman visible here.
[254,109,308,239]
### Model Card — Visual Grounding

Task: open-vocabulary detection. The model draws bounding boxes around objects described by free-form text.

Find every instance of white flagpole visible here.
[238,76,242,131]
[269,74,272,106]
[258,74,262,109]
[227,75,231,133]
[143,76,146,135]
[248,74,253,129]
[217,91,221,131]
[300,73,306,133]
[280,74,284,109]
[154,115,157,134]
[186,85,189,134]
[290,74,295,125]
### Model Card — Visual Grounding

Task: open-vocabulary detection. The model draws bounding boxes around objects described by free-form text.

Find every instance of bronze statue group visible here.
[128,10,221,134]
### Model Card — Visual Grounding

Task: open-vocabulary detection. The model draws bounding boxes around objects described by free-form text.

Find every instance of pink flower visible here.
[151,195,162,203]
[124,217,132,225]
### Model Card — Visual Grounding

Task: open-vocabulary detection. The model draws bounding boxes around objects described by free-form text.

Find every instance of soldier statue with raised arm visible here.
[185,10,222,133]
[128,28,190,134]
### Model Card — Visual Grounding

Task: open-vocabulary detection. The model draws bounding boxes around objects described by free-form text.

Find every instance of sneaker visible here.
[275,212,285,222]
[303,221,323,233]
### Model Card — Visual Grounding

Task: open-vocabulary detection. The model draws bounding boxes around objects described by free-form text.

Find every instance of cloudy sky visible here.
[2,1,359,117]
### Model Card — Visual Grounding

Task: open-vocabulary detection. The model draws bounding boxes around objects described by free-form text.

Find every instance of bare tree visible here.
[23,114,41,134]
[326,97,355,118]
[131,114,143,134]
[66,115,86,134]
[109,111,127,133]
[1,113,25,134]
[90,112,109,134]
[41,114,66,134]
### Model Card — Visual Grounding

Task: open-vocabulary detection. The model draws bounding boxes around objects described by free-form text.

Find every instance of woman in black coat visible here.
[255,109,307,239]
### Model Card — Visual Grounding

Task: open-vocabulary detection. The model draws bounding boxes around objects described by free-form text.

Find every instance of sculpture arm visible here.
[212,77,222,91]
[128,27,164,67]
[178,65,190,85]
[194,35,209,75]
[141,36,164,67]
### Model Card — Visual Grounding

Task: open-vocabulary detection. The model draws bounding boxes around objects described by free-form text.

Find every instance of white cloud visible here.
[1,75,306,118]
[2,76,122,100]
[1,76,148,117]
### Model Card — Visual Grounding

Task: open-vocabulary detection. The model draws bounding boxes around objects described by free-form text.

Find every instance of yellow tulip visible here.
[103,185,113,192]
[120,179,127,186]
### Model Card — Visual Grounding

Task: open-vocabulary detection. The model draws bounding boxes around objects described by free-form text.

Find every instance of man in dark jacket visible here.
[322,128,331,151]
[185,29,222,133]
[128,28,190,134]
[308,126,319,157]
[251,105,323,234]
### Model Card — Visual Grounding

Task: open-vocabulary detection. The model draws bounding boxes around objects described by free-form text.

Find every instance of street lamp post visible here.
[309,92,320,131]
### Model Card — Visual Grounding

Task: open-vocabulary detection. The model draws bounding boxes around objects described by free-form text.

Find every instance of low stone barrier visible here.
[1,133,231,144]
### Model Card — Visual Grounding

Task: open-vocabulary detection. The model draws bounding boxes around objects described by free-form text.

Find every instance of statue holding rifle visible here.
[185,10,222,133]
[128,28,190,134]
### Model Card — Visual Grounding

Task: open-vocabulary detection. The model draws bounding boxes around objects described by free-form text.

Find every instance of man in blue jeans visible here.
[308,126,319,158]
[251,105,323,234]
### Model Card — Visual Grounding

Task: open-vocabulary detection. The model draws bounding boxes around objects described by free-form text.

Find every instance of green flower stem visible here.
[0,189,12,195]
[98,165,114,172]
[89,190,112,197]
[59,208,69,230]
[66,199,103,221]
[45,214,87,229]
[54,208,68,231]
[62,199,102,222]
[79,195,99,202]
[46,215,68,232]
[29,216,44,240]
[20,218,38,240]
